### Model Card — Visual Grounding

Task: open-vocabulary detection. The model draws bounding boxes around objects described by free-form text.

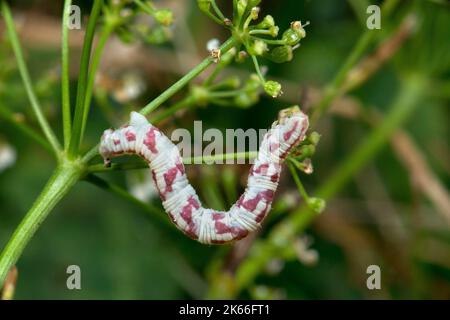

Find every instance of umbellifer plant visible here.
[0,0,321,288]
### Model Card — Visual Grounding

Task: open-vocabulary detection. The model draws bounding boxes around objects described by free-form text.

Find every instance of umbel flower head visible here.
[197,0,308,100]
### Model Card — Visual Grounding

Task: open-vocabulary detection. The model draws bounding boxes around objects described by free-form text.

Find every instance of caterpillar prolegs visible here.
[99,107,309,244]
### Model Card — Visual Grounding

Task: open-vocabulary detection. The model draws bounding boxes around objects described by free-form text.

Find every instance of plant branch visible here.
[82,37,237,163]
[61,0,72,149]
[139,37,237,116]
[80,22,115,143]
[0,162,83,287]
[87,151,258,173]
[310,0,401,125]
[150,95,196,124]
[1,1,61,155]
[68,0,103,157]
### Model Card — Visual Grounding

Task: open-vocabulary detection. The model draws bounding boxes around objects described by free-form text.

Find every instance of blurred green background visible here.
[0,0,449,299]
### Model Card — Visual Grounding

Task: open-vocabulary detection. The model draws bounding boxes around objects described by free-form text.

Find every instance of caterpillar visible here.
[99,107,309,244]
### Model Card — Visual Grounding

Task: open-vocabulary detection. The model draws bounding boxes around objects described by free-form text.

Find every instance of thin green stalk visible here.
[310,0,401,125]
[232,75,427,295]
[288,162,309,201]
[68,0,103,158]
[82,37,237,163]
[210,0,226,21]
[207,87,253,98]
[310,31,374,124]
[80,22,115,140]
[61,0,72,149]
[84,174,171,229]
[0,162,83,287]
[87,151,258,173]
[0,104,52,153]
[140,37,236,116]
[251,55,265,83]
[150,95,196,124]
[1,1,61,155]
[133,0,155,15]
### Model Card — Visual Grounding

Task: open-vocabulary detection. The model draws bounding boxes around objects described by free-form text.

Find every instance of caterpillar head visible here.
[99,128,115,167]
[272,105,308,128]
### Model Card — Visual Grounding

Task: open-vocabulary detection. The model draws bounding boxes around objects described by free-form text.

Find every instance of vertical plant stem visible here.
[1,1,61,155]
[61,0,73,150]
[231,75,427,296]
[79,22,115,138]
[68,0,103,158]
[0,162,83,287]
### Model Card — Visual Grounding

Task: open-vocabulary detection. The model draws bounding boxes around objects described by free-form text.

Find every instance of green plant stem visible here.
[310,0,401,125]
[80,22,115,140]
[68,0,103,157]
[0,104,52,153]
[61,0,72,150]
[251,55,265,83]
[288,162,309,201]
[82,37,237,163]
[87,151,258,173]
[140,37,236,116]
[150,95,196,124]
[133,0,155,14]
[1,1,61,155]
[230,75,427,296]
[0,161,83,287]
[84,174,172,229]
[211,0,226,21]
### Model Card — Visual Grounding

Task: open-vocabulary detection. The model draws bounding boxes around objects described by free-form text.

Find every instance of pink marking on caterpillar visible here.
[99,108,309,244]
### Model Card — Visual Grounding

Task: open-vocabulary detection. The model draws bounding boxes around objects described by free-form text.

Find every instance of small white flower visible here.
[206,38,220,52]
[0,142,17,173]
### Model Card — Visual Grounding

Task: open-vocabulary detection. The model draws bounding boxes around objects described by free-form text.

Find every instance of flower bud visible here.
[249,39,268,55]
[282,21,306,45]
[308,131,321,145]
[264,80,282,98]
[307,197,326,214]
[250,7,260,20]
[265,45,293,63]
[191,86,210,106]
[269,26,279,37]
[301,144,316,158]
[255,15,275,29]
[236,50,248,62]
[154,9,173,26]
[221,76,241,89]
[145,26,171,44]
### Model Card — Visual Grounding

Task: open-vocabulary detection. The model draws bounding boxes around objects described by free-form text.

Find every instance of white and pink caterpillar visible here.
[99,108,309,244]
